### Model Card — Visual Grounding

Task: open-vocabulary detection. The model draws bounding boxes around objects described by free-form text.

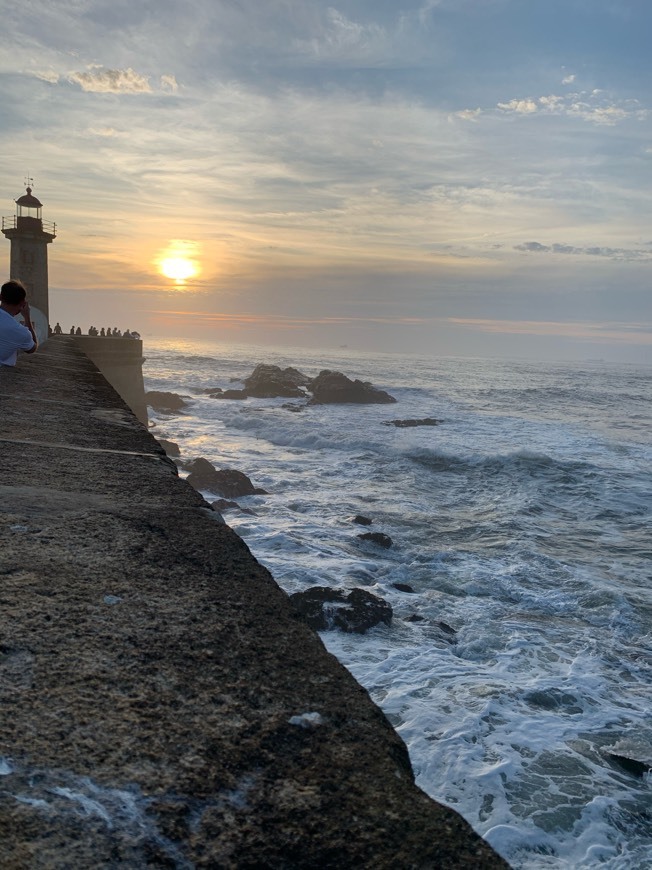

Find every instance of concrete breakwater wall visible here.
[0,338,507,868]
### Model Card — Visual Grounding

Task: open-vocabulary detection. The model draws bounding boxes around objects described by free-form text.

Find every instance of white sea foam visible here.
[145,340,652,869]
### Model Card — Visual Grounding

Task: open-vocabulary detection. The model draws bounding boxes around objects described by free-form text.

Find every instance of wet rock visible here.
[406,614,425,622]
[358,532,393,549]
[392,583,415,593]
[434,622,458,644]
[352,515,373,526]
[244,364,310,398]
[211,499,257,516]
[186,458,268,497]
[383,418,440,427]
[308,371,396,405]
[282,403,306,412]
[157,438,180,457]
[290,587,392,634]
[215,389,248,400]
[607,754,652,777]
[146,391,187,412]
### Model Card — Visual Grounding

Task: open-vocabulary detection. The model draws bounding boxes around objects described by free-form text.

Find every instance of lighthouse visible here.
[2,183,56,324]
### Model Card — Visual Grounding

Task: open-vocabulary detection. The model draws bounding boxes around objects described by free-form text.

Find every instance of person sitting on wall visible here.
[0,280,38,367]
[69,326,75,335]
[75,326,82,335]
[53,322,62,334]
[100,327,105,337]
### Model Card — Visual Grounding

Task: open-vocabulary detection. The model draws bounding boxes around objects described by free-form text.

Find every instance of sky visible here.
[1,0,651,361]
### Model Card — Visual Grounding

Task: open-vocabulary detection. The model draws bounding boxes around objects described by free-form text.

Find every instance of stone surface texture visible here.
[0,338,507,868]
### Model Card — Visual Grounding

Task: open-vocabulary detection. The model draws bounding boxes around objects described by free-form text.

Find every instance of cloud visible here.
[562,74,576,85]
[294,7,390,65]
[34,70,59,84]
[497,98,537,114]
[514,242,652,261]
[494,90,646,126]
[68,67,152,94]
[87,126,119,137]
[455,108,482,121]
[160,75,179,93]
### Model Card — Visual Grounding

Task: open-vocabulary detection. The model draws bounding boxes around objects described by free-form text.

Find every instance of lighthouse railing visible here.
[2,215,56,236]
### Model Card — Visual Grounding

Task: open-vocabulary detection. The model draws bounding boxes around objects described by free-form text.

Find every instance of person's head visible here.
[0,280,27,314]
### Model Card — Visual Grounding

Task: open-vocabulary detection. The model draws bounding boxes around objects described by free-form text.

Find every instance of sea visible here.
[143,338,651,869]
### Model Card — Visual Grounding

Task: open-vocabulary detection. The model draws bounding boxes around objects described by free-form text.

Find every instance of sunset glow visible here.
[3,1,651,361]
[159,257,198,283]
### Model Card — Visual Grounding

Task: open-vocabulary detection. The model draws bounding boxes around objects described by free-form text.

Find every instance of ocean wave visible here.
[406,447,598,480]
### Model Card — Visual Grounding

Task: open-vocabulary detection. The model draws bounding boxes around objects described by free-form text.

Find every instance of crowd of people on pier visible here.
[51,323,140,339]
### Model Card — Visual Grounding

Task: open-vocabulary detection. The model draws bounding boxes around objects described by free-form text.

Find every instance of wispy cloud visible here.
[514,241,652,261]
[68,67,153,94]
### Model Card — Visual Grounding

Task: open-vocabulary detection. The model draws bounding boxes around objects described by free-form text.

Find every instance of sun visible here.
[160,257,198,282]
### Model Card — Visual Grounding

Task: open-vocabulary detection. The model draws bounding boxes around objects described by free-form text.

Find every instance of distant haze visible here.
[1,0,651,363]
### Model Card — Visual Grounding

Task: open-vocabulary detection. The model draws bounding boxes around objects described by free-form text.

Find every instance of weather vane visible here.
[24,174,34,190]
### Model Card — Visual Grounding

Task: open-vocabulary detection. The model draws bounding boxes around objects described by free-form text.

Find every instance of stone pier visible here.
[72,334,147,425]
[0,338,507,868]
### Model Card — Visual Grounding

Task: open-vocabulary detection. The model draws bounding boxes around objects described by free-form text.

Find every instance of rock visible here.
[157,438,180,457]
[211,499,257,516]
[383,418,440,427]
[358,532,393,549]
[308,371,396,405]
[215,389,248,400]
[186,458,268,497]
[353,515,372,526]
[606,753,652,777]
[290,587,392,634]
[435,622,458,644]
[282,403,306,412]
[392,583,415,593]
[211,498,241,511]
[406,614,425,622]
[244,364,311,399]
[146,391,187,412]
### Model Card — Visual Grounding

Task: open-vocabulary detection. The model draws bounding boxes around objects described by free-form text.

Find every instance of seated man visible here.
[0,280,38,366]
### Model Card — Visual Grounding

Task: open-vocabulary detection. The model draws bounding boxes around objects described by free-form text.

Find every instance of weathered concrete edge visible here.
[0,340,508,868]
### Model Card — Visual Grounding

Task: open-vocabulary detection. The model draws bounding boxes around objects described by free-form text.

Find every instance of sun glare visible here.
[160,257,198,282]
[156,240,202,285]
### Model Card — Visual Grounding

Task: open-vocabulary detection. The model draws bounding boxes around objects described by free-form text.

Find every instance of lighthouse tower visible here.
[2,183,56,324]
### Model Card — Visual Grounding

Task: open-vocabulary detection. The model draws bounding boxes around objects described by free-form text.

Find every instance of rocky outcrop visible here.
[244,364,310,399]
[358,531,393,549]
[352,514,373,526]
[186,458,268,497]
[146,390,187,412]
[290,587,393,633]
[308,370,396,404]
[383,417,440,427]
